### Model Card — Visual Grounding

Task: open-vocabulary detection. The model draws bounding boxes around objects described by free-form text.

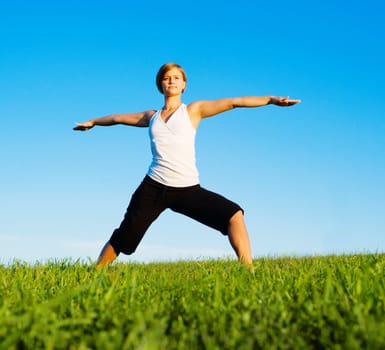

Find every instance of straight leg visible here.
[96,241,118,267]
[227,210,253,266]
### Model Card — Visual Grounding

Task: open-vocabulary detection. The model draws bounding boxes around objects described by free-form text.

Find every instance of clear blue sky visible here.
[1,0,384,264]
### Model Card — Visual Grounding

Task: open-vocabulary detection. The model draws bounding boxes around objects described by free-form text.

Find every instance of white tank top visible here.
[147,103,199,187]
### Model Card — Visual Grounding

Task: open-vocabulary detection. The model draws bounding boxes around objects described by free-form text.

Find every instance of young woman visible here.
[74,63,300,267]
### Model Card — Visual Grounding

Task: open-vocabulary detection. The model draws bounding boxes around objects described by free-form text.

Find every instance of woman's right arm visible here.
[73,110,156,131]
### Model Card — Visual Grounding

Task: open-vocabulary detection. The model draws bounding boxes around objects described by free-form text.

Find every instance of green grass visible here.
[1,254,384,349]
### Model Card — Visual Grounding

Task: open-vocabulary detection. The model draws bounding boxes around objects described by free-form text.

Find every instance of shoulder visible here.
[135,109,157,127]
[186,101,204,118]
[145,109,157,117]
[187,98,236,121]
[186,100,202,111]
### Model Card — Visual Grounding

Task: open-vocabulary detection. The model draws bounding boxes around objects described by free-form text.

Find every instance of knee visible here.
[229,209,244,226]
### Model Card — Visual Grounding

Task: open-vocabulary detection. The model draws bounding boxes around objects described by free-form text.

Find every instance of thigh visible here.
[170,186,243,235]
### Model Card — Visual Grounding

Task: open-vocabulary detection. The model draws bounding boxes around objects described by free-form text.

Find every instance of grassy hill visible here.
[1,254,384,349]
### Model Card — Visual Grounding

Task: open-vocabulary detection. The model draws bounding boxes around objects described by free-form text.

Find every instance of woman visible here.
[74,62,300,267]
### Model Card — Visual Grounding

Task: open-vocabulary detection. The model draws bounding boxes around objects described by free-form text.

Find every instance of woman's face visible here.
[161,68,186,96]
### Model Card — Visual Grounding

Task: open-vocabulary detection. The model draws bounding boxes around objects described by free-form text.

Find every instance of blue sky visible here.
[1,0,384,264]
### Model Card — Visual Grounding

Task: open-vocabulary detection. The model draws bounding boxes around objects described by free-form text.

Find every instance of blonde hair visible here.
[156,63,187,94]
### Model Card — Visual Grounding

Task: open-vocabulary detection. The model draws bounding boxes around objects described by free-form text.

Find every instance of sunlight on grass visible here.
[1,254,384,349]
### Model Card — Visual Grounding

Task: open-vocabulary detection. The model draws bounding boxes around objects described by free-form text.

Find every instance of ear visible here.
[182,81,187,93]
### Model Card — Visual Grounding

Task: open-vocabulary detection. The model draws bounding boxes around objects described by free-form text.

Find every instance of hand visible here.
[73,120,94,131]
[270,96,301,107]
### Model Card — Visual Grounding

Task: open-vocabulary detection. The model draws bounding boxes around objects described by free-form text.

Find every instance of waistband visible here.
[143,175,200,190]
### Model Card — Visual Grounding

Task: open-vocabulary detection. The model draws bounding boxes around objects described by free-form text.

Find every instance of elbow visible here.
[111,114,120,123]
[232,97,244,109]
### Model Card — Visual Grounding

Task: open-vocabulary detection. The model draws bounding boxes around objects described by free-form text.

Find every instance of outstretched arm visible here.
[73,110,156,131]
[188,96,300,127]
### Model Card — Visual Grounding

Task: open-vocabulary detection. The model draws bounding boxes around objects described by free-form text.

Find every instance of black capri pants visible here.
[109,175,243,255]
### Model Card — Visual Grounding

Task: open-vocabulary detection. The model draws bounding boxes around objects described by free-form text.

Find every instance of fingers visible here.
[73,124,88,131]
[276,97,301,106]
[73,122,93,131]
[287,99,301,105]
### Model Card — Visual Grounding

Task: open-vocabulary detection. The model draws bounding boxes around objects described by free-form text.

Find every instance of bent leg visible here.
[227,210,253,265]
[96,177,166,267]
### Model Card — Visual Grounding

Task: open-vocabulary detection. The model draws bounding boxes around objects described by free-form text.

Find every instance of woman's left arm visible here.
[188,96,301,127]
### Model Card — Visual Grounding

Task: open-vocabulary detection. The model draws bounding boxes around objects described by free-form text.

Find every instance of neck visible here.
[163,95,182,110]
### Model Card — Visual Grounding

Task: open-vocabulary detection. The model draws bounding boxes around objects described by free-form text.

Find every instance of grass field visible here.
[1,253,384,349]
